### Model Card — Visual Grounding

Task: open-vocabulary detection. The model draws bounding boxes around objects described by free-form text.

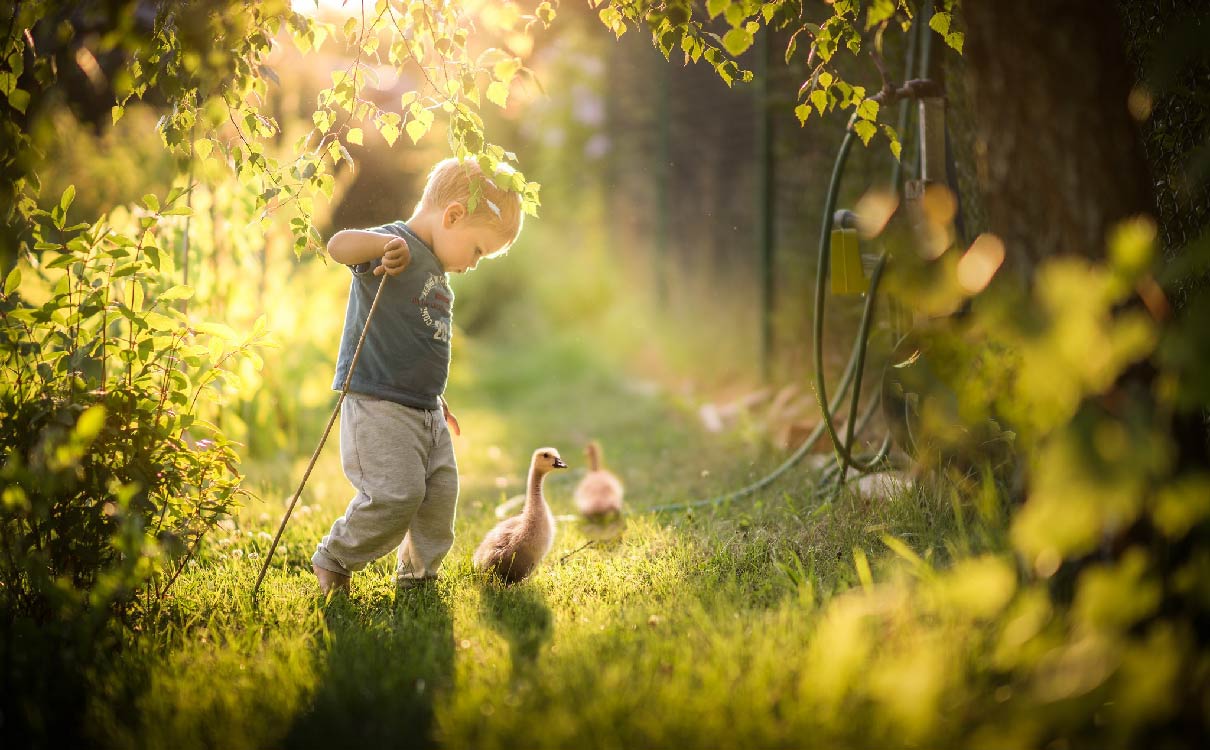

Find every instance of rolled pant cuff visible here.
[311,548,353,577]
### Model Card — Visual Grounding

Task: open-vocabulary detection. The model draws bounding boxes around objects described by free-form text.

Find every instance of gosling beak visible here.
[553,458,568,469]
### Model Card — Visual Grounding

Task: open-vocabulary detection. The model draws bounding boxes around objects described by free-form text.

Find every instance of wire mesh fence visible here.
[596,2,1207,387]
[602,15,912,385]
[1120,0,1210,305]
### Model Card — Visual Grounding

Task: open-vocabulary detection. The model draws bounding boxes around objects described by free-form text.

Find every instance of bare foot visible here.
[312,563,350,596]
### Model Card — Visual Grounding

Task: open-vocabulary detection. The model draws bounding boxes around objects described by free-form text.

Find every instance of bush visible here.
[0,187,265,744]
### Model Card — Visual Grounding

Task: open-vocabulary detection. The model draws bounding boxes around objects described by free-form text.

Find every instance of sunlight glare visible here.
[956,232,1005,294]
[291,0,354,17]
[855,187,899,239]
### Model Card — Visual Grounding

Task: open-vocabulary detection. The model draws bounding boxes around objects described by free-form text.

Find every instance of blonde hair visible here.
[415,157,524,251]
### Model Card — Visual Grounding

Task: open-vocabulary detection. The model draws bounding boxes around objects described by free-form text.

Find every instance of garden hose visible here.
[647,14,937,515]
[647,133,893,516]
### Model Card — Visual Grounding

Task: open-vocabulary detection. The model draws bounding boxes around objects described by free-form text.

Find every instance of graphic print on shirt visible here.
[414,273,453,343]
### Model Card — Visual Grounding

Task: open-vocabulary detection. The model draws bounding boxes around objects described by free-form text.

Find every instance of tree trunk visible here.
[962,0,1154,273]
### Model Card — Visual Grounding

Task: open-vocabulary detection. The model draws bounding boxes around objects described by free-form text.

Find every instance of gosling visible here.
[473,447,567,583]
[573,440,626,541]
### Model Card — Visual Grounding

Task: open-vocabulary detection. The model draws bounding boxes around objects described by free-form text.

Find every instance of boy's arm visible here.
[328,230,410,276]
[440,395,461,436]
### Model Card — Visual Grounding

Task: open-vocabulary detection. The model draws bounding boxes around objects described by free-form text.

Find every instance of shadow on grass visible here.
[479,582,552,682]
[284,584,454,750]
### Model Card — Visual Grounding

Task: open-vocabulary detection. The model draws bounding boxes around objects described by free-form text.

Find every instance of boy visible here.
[311,157,523,594]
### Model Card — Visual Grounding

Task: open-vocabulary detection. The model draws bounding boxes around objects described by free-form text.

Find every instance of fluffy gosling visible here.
[573,440,626,541]
[473,447,567,583]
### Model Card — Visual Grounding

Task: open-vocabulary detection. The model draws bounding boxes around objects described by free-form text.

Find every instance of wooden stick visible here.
[252,276,390,602]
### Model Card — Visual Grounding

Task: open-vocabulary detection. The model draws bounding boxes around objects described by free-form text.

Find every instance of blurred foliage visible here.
[828,176,1210,742]
[2,0,554,270]
[592,0,965,154]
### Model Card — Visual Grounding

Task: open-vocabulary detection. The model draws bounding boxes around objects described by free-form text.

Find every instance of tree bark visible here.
[962,0,1154,274]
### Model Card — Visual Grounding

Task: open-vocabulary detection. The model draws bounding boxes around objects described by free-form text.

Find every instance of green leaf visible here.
[866,0,897,30]
[784,34,797,64]
[816,21,838,61]
[75,405,107,442]
[143,194,160,213]
[4,266,20,295]
[8,88,30,114]
[405,118,428,144]
[882,124,902,160]
[60,185,76,213]
[834,79,854,106]
[722,28,754,56]
[346,127,363,146]
[724,3,746,27]
[111,104,124,124]
[929,11,964,51]
[486,80,509,108]
[929,11,951,36]
[845,25,862,54]
[853,547,874,591]
[854,118,876,145]
[158,285,195,301]
[810,88,828,114]
[794,102,812,125]
[657,28,679,59]
[857,98,880,120]
[598,6,626,37]
[493,57,522,84]
[194,321,238,341]
[1109,216,1157,279]
[379,120,400,146]
[707,0,730,20]
[143,311,178,331]
[881,534,927,570]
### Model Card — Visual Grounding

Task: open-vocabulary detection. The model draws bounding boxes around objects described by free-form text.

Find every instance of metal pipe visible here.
[919,97,947,184]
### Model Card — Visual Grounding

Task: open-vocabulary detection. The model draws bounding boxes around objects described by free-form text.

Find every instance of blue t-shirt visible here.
[331,221,453,410]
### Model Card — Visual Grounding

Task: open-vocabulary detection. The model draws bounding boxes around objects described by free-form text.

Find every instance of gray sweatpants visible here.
[311,393,459,584]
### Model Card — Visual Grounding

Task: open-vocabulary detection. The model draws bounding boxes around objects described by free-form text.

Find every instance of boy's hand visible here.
[373,237,411,276]
[441,398,461,436]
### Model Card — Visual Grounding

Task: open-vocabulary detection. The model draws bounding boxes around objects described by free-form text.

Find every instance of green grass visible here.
[89,331,979,749]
